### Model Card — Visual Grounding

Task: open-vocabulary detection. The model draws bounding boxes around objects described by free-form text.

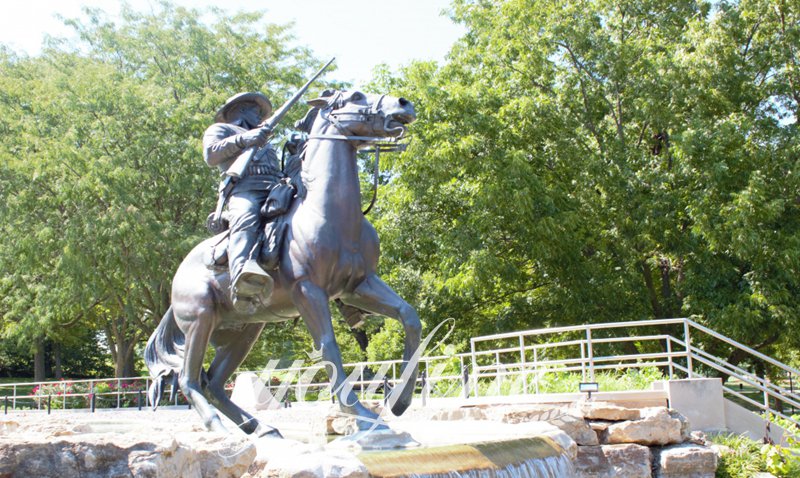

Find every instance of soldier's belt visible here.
[245,164,277,176]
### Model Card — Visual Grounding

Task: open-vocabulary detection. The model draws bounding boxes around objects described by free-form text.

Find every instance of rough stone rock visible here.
[0,432,255,478]
[668,409,691,442]
[325,415,358,435]
[688,430,709,446]
[0,420,19,435]
[654,443,719,478]
[606,408,683,446]
[709,443,733,457]
[490,405,566,424]
[575,444,652,478]
[575,401,642,421]
[588,420,613,444]
[541,428,578,460]
[430,407,487,421]
[548,414,599,446]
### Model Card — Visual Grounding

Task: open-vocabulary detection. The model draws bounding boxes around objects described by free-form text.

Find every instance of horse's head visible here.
[303,90,416,141]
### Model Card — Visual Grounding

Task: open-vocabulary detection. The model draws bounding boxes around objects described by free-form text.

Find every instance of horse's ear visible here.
[307,89,337,108]
[307,97,329,108]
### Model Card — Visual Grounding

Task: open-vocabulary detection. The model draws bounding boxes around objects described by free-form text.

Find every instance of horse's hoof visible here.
[257,428,284,439]
[390,400,411,416]
[232,296,258,314]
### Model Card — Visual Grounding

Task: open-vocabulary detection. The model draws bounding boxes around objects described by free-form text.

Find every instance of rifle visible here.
[206,57,335,234]
[228,57,335,178]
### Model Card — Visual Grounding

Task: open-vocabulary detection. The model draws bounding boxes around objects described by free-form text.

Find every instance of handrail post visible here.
[684,320,693,378]
[12,385,15,409]
[666,338,674,380]
[117,379,121,409]
[586,329,595,382]
[63,381,67,409]
[471,339,478,398]
[519,335,527,395]
[495,351,502,394]
[580,340,586,382]
[533,347,540,394]
[461,362,470,399]
[420,370,427,407]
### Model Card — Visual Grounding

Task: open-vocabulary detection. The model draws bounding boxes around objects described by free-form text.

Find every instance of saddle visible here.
[203,180,295,271]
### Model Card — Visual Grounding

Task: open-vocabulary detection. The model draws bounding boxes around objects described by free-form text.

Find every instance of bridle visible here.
[306,92,409,214]
[310,91,406,142]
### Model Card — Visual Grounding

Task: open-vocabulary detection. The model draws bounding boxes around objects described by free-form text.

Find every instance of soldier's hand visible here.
[237,126,273,148]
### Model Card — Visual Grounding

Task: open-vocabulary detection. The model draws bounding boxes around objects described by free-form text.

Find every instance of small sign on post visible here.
[579,382,599,400]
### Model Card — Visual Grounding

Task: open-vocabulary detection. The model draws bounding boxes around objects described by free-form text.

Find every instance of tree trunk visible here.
[34,337,46,382]
[112,337,138,378]
[54,342,63,380]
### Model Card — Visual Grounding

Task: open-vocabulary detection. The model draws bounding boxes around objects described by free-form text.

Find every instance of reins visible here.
[305,95,408,215]
[306,134,407,215]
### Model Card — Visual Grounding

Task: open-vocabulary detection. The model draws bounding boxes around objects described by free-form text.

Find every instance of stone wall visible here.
[540,401,718,478]
[0,402,721,478]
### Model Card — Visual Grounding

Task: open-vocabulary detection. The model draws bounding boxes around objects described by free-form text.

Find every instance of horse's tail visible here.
[144,305,184,409]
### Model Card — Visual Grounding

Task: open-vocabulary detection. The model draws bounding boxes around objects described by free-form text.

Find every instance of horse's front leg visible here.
[291,279,383,430]
[340,274,422,415]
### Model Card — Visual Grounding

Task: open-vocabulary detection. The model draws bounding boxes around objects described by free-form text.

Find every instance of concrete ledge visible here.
[422,390,668,410]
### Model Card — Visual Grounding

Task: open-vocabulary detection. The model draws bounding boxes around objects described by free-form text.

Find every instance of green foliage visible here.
[710,430,800,478]
[712,433,769,478]
[475,366,665,396]
[370,0,800,363]
[0,2,326,377]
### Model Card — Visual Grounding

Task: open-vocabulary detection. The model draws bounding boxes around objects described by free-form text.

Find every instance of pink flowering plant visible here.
[32,380,148,409]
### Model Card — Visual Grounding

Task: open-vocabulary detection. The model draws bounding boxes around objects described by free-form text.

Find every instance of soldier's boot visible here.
[231,259,273,314]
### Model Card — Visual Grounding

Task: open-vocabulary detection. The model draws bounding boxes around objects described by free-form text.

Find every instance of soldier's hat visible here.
[215,92,272,123]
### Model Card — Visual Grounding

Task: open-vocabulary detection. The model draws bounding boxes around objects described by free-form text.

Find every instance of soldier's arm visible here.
[203,123,245,167]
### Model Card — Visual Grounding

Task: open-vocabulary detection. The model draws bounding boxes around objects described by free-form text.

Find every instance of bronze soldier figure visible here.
[203,92,279,313]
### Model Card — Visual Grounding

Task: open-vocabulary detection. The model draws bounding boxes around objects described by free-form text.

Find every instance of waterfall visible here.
[359,436,576,478]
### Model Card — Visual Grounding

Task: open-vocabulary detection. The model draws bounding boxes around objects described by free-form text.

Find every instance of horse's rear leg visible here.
[206,324,282,437]
[340,274,422,415]
[292,280,382,430]
[175,311,227,432]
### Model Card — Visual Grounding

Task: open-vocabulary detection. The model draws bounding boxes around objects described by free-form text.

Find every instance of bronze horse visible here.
[145,90,419,437]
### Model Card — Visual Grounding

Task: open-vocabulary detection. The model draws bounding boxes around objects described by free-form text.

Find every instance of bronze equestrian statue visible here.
[145,88,419,437]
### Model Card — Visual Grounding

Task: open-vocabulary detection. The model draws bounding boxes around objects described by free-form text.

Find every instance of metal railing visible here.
[0,376,198,414]
[2,317,798,433]
[468,318,800,429]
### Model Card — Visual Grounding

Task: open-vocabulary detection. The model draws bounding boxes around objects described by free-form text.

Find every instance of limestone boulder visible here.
[430,407,487,421]
[490,405,566,424]
[575,444,652,478]
[575,401,642,421]
[654,443,719,478]
[548,413,599,446]
[326,415,358,435]
[0,432,255,478]
[0,420,19,435]
[606,408,683,446]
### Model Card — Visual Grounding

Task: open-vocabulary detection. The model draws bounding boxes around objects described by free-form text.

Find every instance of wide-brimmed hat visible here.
[214,92,272,123]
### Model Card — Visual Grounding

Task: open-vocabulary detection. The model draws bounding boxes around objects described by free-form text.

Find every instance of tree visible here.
[0,3,327,378]
[371,0,799,364]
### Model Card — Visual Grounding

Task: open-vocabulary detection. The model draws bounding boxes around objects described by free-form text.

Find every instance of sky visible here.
[0,0,466,86]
